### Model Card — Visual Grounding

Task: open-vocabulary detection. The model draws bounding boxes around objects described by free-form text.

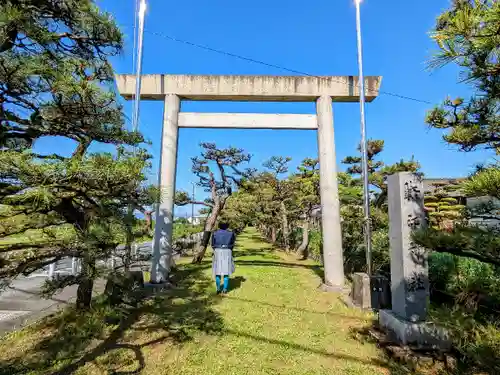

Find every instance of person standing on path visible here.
[211,222,236,295]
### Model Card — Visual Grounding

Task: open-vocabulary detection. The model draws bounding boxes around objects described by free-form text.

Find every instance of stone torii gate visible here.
[115,74,382,288]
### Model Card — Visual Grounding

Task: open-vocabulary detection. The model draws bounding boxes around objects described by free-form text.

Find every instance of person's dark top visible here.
[211,229,236,249]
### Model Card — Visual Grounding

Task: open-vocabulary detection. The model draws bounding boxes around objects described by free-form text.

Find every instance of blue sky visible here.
[37,0,493,217]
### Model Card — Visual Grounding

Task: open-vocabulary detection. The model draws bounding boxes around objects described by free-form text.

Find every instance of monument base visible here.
[379,310,451,350]
[351,273,371,309]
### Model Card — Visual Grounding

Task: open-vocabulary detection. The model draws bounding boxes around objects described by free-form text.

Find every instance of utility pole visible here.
[132,0,147,133]
[125,0,147,272]
[354,0,372,276]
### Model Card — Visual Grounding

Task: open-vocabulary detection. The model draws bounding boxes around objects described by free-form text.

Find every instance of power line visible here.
[140,28,433,105]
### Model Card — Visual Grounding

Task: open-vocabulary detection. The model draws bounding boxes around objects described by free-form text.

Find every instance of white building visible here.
[187,214,208,225]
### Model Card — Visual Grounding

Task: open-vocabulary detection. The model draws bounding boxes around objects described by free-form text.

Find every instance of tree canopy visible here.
[0,0,150,308]
[413,0,500,267]
[425,0,500,154]
[175,142,254,263]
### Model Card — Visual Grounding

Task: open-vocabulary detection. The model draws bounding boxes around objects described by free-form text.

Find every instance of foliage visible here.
[340,204,391,275]
[219,190,257,234]
[227,157,322,254]
[308,229,323,261]
[462,165,500,199]
[430,305,500,373]
[424,181,466,230]
[174,217,190,225]
[426,0,500,154]
[342,139,420,207]
[414,224,500,266]
[174,143,253,263]
[0,254,224,375]
[221,139,419,276]
[0,0,150,308]
[340,139,421,275]
[418,3,500,369]
[415,0,500,269]
[429,252,500,309]
[261,156,296,251]
[173,222,203,240]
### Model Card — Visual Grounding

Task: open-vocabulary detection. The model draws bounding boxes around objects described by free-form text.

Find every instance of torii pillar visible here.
[115,74,382,287]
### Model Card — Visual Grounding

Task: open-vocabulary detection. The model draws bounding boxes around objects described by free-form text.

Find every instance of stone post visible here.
[380,172,449,348]
[388,172,428,321]
[151,94,180,283]
[316,95,344,289]
[71,257,77,275]
[48,262,55,279]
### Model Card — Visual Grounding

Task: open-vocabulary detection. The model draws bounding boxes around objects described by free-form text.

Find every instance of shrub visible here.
[430,306,500,373]
[173,223,203,240]
[308,229,322,262]
[429,252,457,293]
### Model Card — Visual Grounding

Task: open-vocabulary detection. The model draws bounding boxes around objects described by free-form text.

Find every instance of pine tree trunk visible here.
[144,210,153,231]
[271,226,277,243]
[124,219,132,272]
[192,205,221,264]
[297,220,310,260]
[280,201,290,252]
[123,205,135,272]
[76,258,95,310]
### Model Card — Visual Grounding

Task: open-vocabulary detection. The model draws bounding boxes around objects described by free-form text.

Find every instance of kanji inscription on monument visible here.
[387,172,428,322]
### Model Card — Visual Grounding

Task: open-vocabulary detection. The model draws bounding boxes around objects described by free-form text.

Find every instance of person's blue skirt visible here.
[212,248,235,277]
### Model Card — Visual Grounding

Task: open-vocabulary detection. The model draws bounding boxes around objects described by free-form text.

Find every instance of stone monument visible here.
[379,172,449,348]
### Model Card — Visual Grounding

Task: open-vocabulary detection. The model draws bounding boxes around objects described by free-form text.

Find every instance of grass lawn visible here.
[0,228,409,375]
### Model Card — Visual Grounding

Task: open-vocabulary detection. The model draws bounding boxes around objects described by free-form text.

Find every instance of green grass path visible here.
[0,228,393,375]
[151,228,391,375]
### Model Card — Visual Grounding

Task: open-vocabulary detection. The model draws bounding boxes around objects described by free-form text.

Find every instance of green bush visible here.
[308,229,322,262]
[430,306,500,373]
[173,223,203,240]
[371,229,390,275]
[429,252,457,292]
[452,257,500,307]
[429,252,500,311]
[462,322,500,372]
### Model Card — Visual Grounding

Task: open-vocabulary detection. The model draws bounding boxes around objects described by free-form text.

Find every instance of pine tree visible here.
[413,0,500,266]
[426,0,500,154]
[174,143,254,264]
[342,139,420,207]
[262,156,295,252]
[341,139,421,273]
[291,158,320,259]
[0,0,149,309]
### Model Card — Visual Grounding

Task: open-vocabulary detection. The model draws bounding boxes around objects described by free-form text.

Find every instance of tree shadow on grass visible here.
[224,296,368,321]
[0,263,224,375]
[223,328,390,369]
[228,276,246,293]
[236,259,325,283]
[232,249,279,259]
[236,231,264,243]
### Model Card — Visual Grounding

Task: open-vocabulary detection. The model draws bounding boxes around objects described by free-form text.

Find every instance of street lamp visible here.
[132,0,147,133]
[354,0,372,276]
